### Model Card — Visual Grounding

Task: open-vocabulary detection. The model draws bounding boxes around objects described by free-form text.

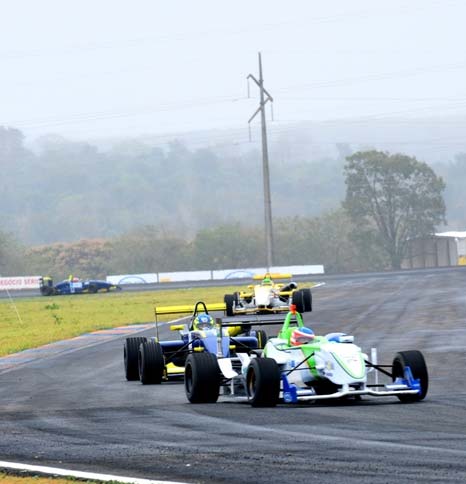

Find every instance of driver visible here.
[290,327,315,346]
[192,313,214,331]
[262,273,273,285]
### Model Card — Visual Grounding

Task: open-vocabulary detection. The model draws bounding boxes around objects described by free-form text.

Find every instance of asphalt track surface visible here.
[1,267,466,483]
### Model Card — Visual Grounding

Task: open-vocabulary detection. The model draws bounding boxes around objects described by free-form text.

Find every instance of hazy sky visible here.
[1,0,465,141]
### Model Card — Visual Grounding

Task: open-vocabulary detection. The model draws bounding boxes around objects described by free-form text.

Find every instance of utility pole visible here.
[248,52,274,270]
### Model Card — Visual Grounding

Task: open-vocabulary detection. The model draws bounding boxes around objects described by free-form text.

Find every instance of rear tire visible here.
[139,341,165,384]
[124,337,147,381]
[392,350,428,402]
[185,353,220,403]
[247,358,280,407]
[301,288,312,312]
[224,294,235,316]
[291,290,305,314]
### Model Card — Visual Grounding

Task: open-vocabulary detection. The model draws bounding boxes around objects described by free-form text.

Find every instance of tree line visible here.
[0,211,370,280]
[0,122,450,278]
[1,149,446,278]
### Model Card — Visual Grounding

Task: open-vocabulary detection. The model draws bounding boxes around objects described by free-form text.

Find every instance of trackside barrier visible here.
[106,265,324,286]
[0,276,41,291]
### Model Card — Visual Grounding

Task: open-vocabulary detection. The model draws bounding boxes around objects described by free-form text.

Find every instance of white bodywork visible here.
[253,286,279,307]
[264,338,367,388]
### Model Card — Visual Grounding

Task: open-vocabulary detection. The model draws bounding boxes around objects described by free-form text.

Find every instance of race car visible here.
[184,307,429,406]
[39,276,121,296]
[123,301,268,385]
[223,273,313,316]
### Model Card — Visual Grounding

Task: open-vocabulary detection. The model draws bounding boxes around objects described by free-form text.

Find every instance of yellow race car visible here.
[223,273,312,316]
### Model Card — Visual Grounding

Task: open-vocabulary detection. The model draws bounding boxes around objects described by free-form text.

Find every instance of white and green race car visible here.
[184,309,428,407]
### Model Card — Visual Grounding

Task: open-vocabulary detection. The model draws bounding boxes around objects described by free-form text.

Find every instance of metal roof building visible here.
[402,231,466,269]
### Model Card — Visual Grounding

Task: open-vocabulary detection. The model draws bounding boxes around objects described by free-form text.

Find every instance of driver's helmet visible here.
[262,274,272,285]
[193,313,214,331]
[290,327,315,346]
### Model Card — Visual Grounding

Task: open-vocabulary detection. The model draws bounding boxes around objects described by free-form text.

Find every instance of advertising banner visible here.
[0,276,41,291]
[107,265,325,285]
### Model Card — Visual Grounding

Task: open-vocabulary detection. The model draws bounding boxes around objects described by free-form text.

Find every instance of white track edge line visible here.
[0,461,188,484]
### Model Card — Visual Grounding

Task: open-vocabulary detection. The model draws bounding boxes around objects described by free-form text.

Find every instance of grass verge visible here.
[0,282,316,357]
[0,286,230,357]
[0,473,100,484]
[0,283,312,356]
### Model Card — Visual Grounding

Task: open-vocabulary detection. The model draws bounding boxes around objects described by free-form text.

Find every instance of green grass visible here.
[0,282,317,357]
[0,286,227,357]
[0,472,115,484]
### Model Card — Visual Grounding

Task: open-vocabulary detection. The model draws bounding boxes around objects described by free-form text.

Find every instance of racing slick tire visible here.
[254,329,268,349]
[138,341,165,385]
[224,294,235,316]
[392,350,428,402]
[301,288,312,312]
[185,353,220,403]
[247,357,280,407]
[124,337,147,381]
[88,284,98,294]
[291,290,305,314]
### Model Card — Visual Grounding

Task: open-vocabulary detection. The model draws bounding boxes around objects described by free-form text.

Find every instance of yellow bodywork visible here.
[252,273,292,280]
[165,361,184,376]
[154,303,226,317]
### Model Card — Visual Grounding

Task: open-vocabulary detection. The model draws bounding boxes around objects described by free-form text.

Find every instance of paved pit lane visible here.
[1,267,466,483]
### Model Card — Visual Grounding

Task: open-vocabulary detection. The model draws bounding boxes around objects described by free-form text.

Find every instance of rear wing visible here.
[154,301,226,339]
[154,302,226,319]
[216,314,286,328]
[252,273,292,280]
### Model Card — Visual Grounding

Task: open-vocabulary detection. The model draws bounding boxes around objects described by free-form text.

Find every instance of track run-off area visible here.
[1,267,466,484]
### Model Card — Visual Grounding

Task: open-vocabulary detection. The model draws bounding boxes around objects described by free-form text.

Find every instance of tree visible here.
[191,224,264,269]
[0,230,25,276]
[110,226,189,274]
[344,151,446,269]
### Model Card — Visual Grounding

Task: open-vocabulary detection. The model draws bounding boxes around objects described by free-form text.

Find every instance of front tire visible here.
[185,353,220,403]
[224,294,235,316]
[247,358,280,407]
[392,350,428,402]
[291,290,305,314]
[301,288,312,312]
[124,337,147,381]
[138,341,165,384]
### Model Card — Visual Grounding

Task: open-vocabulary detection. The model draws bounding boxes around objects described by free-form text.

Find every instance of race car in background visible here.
[184,308,429,406]
[39,276,121,296]
[124,301,268,385]
[223,273,314,316]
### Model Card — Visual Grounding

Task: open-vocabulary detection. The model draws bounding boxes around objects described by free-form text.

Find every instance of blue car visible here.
[39,276,121,296]
[124,301,266,385]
